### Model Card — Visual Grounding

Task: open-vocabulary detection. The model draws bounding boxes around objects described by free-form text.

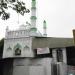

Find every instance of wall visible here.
[6,30,30,39]
[52,48,67,64]
[13,58,52,75]
[3,37,34,58]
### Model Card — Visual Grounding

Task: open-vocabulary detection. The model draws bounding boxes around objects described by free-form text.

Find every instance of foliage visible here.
[12,1,30,15]
[0,0,30,20]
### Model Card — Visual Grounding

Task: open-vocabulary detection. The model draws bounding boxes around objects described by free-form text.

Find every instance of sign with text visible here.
[37,47,50,54]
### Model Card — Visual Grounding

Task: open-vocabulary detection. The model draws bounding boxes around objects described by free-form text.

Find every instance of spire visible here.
[31,0,37,28]
[6,26,9,32]
[43,20,47,37]
[30,0,37,36]
[43,20,47,29]
[5,26,9,38]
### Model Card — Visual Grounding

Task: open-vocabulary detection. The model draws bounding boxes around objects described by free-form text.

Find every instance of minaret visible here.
[30,0,37,31]
[5,26,9,38]
[6,26,9,33]
[43,20,47,37]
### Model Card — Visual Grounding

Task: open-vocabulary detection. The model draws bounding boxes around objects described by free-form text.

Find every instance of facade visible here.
[2,0,75,75]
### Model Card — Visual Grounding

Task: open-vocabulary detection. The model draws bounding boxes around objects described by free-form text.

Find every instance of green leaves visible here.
[0,0,30,20]
[12,1,30,15]
[2,12,10,20]
[0,0,9,20]
[1,2,8,9]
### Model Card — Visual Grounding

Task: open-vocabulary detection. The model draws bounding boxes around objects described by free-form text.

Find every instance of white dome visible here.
[19,24,26,30]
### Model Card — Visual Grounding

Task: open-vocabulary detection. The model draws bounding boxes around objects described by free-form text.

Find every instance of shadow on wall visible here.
[0,58,13,75]
[66,46,75,66]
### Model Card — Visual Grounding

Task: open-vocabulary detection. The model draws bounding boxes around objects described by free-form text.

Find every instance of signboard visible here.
[37,47,50,54]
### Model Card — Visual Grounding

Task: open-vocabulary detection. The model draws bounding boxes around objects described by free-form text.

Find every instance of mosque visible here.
[2,0,75,75]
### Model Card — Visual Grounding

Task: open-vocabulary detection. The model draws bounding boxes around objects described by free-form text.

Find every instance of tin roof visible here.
[32,37,74,49]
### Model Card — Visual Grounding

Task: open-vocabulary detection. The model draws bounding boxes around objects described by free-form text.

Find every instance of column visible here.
[62,48,67,64]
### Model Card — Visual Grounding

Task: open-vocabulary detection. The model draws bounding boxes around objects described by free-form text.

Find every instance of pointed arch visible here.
[7,46,12,51]
[14,43,22,55]
[24,45,30,51]
[14,43,21,50]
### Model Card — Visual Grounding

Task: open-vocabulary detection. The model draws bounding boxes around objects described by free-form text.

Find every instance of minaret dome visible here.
[43,20,47,37]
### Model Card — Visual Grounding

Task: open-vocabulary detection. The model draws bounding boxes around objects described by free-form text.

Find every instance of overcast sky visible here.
[0,0,75,39]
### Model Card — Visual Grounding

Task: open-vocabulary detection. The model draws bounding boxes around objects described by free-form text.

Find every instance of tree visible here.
[0,0,30,20]
[0,38,4,58]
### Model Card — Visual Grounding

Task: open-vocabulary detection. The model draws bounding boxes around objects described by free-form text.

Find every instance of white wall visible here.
[52,48,67,64]
[13,58,52,75]
[3,37,34,58]
[62,48,67,64]
[29,66,44,75]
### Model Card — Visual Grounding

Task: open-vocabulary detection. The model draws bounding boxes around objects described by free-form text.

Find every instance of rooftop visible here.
[32,37,75,49]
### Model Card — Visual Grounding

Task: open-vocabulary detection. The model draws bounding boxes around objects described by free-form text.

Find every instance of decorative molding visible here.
[7,46,12,51]
[31,7,36,9]
[14,43,22,50]
[24,45,30,51]
[30,16,37,20]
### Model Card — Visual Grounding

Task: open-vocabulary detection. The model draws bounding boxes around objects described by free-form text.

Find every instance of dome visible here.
[19,24,26,30]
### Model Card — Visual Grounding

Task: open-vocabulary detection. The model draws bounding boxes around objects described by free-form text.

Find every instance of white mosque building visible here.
[2,0,75,75]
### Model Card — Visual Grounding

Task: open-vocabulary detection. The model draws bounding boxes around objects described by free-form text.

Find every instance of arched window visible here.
[24,45,30,51]
[7,47,12,51]
[15,48,21,55]
[14,43,21,55]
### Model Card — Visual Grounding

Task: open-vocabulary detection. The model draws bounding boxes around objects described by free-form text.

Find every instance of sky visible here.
[0,0,75,39]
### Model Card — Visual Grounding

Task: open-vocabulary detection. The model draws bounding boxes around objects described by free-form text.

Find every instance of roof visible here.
[32,37,75,49]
